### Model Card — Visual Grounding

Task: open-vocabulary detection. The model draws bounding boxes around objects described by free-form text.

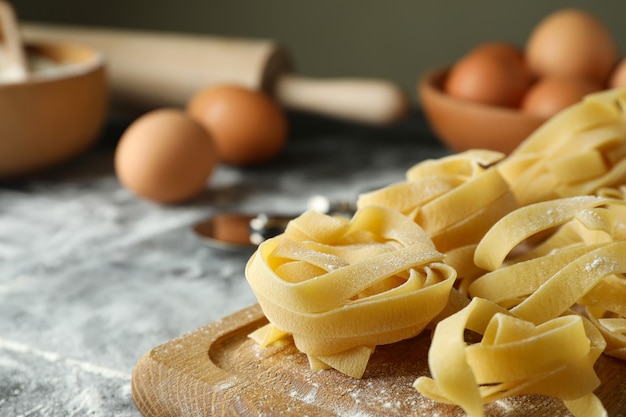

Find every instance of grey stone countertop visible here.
[0,110,448,416]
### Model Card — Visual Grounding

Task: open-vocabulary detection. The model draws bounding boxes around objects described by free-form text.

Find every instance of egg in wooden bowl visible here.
[419,9,622,155]
[418,66,548,155]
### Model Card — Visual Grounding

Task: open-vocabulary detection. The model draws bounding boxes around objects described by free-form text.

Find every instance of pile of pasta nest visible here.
[245,88,626,417]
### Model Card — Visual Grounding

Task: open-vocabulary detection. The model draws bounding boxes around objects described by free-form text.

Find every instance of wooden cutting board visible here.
[131,304,626,416]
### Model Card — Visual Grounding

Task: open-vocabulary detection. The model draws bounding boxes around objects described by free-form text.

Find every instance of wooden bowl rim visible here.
[0,40,105,88]
[418,66,547,123]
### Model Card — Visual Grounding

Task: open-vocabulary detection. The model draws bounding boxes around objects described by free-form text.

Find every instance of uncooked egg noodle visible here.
[357,149,516,252]
[498,88,626,206]
[245,205,457,378]
[413,297,607,417]
[244,88,626,416]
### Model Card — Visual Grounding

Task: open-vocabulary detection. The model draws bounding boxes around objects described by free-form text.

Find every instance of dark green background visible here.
[12,0,626,105]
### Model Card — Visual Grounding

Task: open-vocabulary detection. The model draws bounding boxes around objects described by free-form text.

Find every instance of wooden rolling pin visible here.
[22,23,409,124]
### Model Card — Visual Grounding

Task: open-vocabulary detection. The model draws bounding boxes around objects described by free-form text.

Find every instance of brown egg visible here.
[526,9,619,85]
[609,57,626,88]
[445,42,533,107]
[187,85,288,166]
[115,108,218,204]
[469,42,528,63]
[521,76,603,118]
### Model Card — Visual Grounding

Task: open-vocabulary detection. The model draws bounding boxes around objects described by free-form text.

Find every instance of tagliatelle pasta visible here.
[582,276,626,360]
[498,89,626,206]
[470,193,626,368]
[356,150,516,287]
[246,205,456,378]
[358,150,512,238]
[473,196,621,272]
[244,88,626,414]
[414,297,607,417]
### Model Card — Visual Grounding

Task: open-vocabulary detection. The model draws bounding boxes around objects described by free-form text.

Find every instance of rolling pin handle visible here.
[274,74,410,125]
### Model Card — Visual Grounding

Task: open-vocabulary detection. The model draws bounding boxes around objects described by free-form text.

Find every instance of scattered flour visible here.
[0,337,131,381]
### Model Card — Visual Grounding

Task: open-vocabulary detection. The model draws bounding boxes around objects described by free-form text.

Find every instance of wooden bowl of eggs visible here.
[0,1,107,179]
[419,8,623,155]
[419,66,547,155]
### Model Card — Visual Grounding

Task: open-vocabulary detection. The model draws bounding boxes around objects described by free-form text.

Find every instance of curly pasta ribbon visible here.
[498,89,626,206]
[414,297,607,417]
[582,277,626,360]
[244,89,626,412]
[357,150,512,242]
[471,194,626,359]
[473,196,620,272]
[356,150,515,291]
[246,205,456,378]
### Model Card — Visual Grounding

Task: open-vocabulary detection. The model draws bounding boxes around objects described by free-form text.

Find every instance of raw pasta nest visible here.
[245,88,626,416]
[412,191,626,416]
[357,149,516,253]
[245,205,456,378]
[356,149,519,295]
[499,88,626,206]
[414,297,606,417]
[470,194,626,356]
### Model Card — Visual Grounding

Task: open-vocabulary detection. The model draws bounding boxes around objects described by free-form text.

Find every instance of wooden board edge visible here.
[131,305,264,416]
[130,303,626,417]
